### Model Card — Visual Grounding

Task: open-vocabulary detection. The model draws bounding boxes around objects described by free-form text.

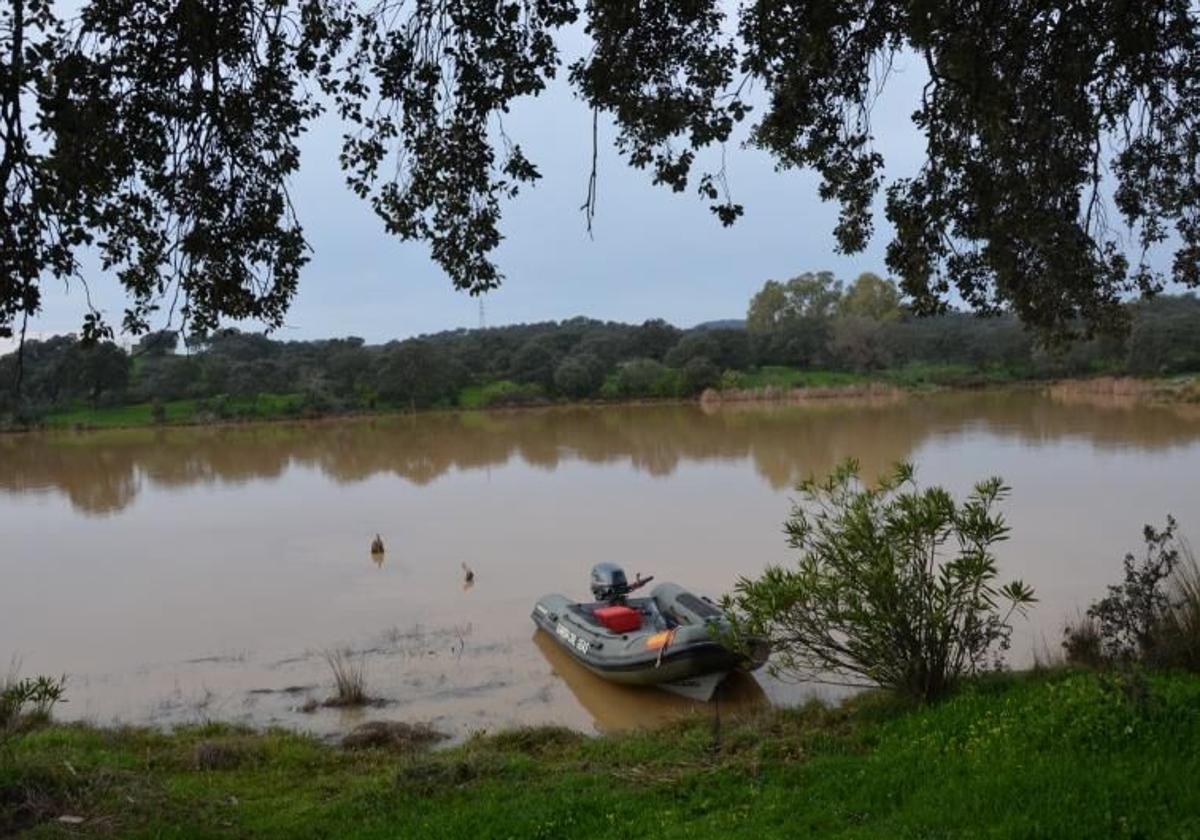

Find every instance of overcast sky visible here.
[24,49,935,347]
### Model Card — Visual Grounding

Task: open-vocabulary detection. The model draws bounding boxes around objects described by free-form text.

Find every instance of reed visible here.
[322,648,369,707]
[1151,546,1200,671]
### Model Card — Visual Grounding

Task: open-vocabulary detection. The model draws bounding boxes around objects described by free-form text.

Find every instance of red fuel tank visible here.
[593,605,641,633]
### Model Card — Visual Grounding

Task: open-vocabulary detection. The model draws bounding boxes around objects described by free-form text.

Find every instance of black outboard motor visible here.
[590,562,653,604]
[590,562,629,602]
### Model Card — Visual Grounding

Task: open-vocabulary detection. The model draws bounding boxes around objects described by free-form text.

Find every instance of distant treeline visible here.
[3,272,1200,424]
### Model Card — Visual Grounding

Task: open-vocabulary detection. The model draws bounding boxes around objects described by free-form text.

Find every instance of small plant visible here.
[1069,518,1200,671]
[1062,613,1105,668]
[1,670,66,748]
[1155,548,1200,670]
[725,461,1036,703]
[1086,518,1180,663]
[323,649,368,707]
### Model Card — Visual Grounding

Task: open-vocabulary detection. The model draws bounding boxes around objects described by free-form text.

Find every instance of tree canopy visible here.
[840,273,903,322]
[8,290,1200,424]
[747,271,844,332]
[2,1,1198,343]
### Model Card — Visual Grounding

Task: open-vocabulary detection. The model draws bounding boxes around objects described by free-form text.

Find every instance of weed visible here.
[322,648,369,707]
[341,721,446,752]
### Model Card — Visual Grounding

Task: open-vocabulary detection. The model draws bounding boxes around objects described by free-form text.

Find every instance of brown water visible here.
[3,390,1200,740]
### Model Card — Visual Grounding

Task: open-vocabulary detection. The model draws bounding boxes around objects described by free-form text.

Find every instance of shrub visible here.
[1062,613,1105,668]
[1,671,66,748]
[681,356,720,394]
[718,369,745,390]
[1155,549,1200,670]
[615,358,677,398]
[725,461,1035,702]
[476,380,545,407]
[1088,519,1180,663]
[1067,518,1200,670]
[553,354,605,398]
[300,388,335,417]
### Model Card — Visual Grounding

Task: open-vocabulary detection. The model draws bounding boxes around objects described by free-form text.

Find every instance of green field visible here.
[28,365,1189,431]
[42,394,309,429]
[4,669,1199,837]
[42,400,197,429]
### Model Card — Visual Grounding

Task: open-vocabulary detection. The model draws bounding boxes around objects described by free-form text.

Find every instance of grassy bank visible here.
[23,366,1200,432]
[4,669,1199,837]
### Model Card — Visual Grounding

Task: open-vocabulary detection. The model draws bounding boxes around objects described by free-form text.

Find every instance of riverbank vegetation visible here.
[3,669,1199,837]
[5,275,1200,430]
[726,462,1035,703]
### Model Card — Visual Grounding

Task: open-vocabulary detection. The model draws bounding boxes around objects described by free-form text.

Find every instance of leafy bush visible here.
[681,356,720,394]
[553,354,605,398]
[1081,518,1180,663]
[1,672,66,747]
[1062,613,1105,668]
[1065,517,1200,671]
[718,369,745,390]
[475,381,547,408]
[726,461,1035,702]
[615,359,678,398]
[1156,550,1200,670]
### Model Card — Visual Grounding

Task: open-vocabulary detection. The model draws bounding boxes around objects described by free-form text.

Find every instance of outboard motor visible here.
[590,562,629,602]
[590,562,654,604]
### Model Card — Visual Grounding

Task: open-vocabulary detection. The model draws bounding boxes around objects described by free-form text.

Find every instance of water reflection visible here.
[3,391,1200,516]
[531,630,768,732]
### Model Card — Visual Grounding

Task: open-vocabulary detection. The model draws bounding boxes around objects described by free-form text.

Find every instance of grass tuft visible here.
[1151,546,1200,670]
[192,739,257,771]
[1063,613,1105,667]
[322,648,369,707]
[469,726,583,756]
[341,721,446,753]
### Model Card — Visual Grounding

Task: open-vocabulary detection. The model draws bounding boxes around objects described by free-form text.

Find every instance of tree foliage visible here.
[725,461,1036,702]
[747,272,843,333]
[8,292,1200,422]
[3,1,1197,344]
[840,273,903,322]
[553,353,604,398]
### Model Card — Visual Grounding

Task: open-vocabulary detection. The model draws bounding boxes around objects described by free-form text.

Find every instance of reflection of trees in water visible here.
[2,392,1200,515]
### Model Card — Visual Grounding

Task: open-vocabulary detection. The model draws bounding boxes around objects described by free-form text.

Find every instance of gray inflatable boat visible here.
[531,563,769,700]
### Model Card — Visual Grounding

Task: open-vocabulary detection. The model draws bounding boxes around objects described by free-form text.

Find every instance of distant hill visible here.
[692,319,746,331]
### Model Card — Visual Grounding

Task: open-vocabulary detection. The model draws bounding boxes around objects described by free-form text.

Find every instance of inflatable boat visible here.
[531,563,769,700]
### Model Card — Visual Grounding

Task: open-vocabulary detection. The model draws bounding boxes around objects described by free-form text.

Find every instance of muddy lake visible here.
[3,390,1199,741]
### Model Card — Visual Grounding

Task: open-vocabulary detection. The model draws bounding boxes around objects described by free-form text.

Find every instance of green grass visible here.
[724,362,1033,392]
[42,394,307,429]
[880,362,1030,388]
[43,399,201,428]
[724,366,871,390]
[457,380,546,409]
[24,363,1167,431]
[4,670,1200,837]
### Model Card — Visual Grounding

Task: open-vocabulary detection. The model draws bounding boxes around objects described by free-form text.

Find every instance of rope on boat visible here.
[654,627,678,668]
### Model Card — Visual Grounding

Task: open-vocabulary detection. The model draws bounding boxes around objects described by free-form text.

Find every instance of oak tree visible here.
[2,0,1197,347]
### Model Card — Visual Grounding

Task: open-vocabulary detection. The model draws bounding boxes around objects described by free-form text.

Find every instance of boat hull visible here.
[531,583,766,698]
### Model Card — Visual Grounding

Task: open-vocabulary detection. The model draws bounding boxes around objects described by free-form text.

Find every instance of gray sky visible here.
[26,50,933,346]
